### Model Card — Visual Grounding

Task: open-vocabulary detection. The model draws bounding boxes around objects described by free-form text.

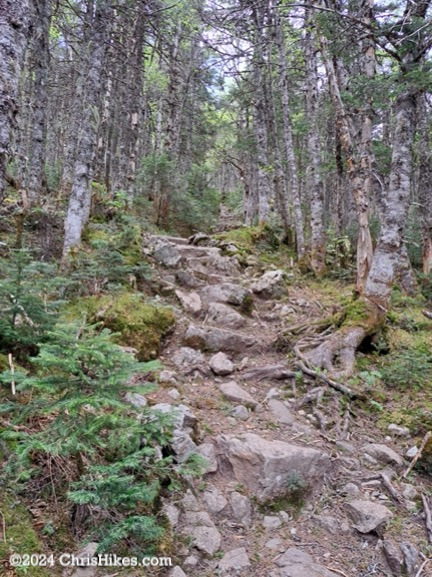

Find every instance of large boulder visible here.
[200,282,254,313]
[216,433,331,500]
[251,269,289,300]
[184,324,257,353]
[206,302,247,329]
[275,548,341,577]
[346,499,393,534]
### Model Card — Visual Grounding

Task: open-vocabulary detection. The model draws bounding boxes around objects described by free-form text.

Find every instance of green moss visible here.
[63,292,175,360]
[0,495,56,576]
[215,225,268,253]
[258,473,309,517]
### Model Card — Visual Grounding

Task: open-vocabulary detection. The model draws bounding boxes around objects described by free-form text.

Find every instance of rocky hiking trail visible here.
[139,234,432,577]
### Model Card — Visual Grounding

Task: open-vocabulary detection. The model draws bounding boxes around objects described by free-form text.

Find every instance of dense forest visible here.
[1,0,432,576]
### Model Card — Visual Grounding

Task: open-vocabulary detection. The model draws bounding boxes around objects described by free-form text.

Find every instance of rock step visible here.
[184,323,259,353]
[149,234,189,245]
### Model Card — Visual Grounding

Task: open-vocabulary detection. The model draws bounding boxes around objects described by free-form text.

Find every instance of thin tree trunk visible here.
[0,0,31,201]
[275,11,304,254]
[418,97,432,273]
[305,10,326,274]
[25,0,51,206]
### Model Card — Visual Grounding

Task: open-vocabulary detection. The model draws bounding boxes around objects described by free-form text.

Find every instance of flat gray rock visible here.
[175,289,202,314]
[172,346,205,368]
[185,324,257,353]
[206,302,247,329]
[268,399,295,425]
[220,381,258,408]
[219,547,250,571]
[346,499,393,533]
[275,548,340,577]
[217,433,330,500]
[362,443,403,467]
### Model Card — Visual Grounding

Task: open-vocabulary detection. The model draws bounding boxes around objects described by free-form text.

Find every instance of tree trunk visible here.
[364,90,417,307]
[0,0,31,201]
[305,13,326,274]
[275,11,305,254]
[418,96,432,273]
[25,0,51,206]
[62,0,111,258]
[319,34,373,291]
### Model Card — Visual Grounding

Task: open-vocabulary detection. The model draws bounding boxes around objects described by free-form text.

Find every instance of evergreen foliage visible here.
[0,323,199,552]
[0,249,63,356]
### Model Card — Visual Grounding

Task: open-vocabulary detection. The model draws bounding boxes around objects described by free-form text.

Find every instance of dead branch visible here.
[380,472,403,503]
[415,557,431,577]
[403,431,432,479]
[0,510,5,543]
[239,364,296,382]
[7,354,15,396]
[421,494,432,545]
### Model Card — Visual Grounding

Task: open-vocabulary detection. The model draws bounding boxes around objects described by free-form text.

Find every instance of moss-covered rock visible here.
[215,225,268,254]
[63,292,175,360]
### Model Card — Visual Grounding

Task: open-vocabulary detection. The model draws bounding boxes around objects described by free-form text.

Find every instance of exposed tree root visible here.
[239,364,296,382]
[294,346,361,399]
[301,298,385,379]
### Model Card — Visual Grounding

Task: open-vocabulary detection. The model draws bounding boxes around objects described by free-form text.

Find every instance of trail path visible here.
[140,234,430,577]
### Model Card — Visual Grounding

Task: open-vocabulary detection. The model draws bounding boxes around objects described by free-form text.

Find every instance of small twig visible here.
[0,510,5,543]
[8,353,15,396]
[324,567,349,577]
[415,557,431,577]
[403,431,432,479]
[421,494,432,545]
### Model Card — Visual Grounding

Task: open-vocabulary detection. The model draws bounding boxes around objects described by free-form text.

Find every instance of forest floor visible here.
[2,224,432,577]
